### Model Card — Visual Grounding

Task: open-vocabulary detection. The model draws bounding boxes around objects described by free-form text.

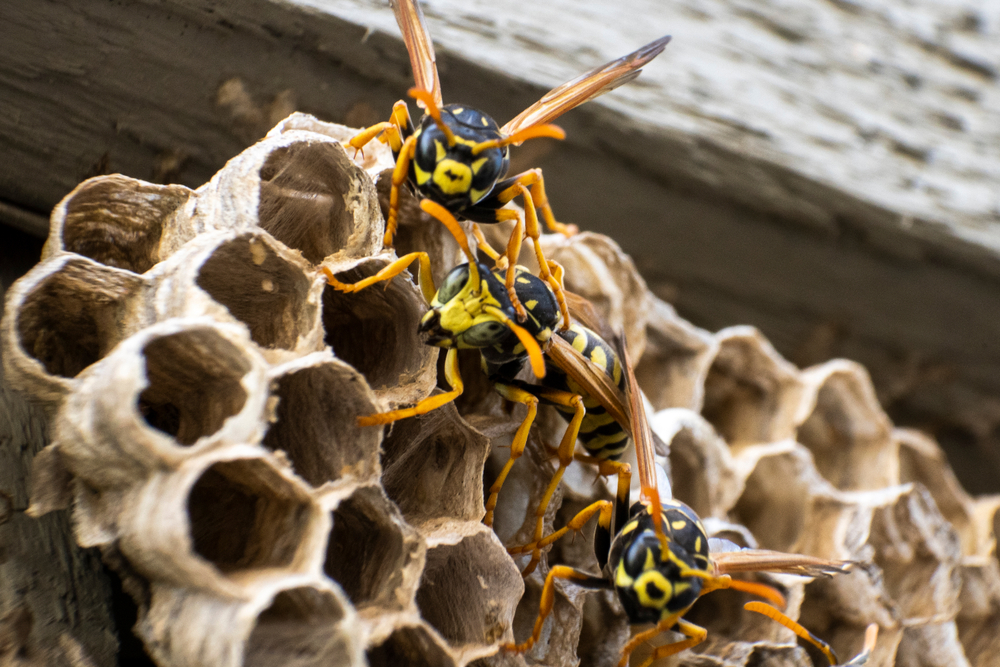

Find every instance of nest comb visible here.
[2,112,995,667]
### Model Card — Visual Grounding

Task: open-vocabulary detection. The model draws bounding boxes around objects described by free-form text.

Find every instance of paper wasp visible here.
[503,321,857,667]
[347,0,669,322]
[323,198,637,564]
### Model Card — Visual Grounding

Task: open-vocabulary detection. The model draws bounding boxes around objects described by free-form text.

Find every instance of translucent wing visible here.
[712,548,852,578]
[501,35,671,137]
[547,335,630,436]
[391,0,442,107]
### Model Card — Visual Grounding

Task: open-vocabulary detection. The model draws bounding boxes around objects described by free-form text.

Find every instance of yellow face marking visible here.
[590,345,607,369]
[435,140,446,162]
[471,157,489,174]
[469,187,489,203]
[620,520,639,536]
[413,161,432,185]
[671,520,688,531]
[433,159,473,195]
[634,570,673,610]
[643,548,656,572]
[615,560,634,588]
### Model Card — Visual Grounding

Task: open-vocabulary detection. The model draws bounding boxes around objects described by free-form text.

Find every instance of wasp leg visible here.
[519,387,586,576]
[744,602,841,666]
[508,499,612,556]
[483,383,539,528]
[471,224,503,264]
[356,347,463,427]
[384,134,418,248]
[321,252,435,304]
[623,618,708,667]
[348,100,411,157]
[494,169,576,237]
[506,181,571,329]
[503,565,611,655]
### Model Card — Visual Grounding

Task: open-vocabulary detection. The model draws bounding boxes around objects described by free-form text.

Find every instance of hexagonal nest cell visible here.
[3,113,992,667]
[57,175,191,274]
[194,233,315,351]
[186,458,316,574]
[138,329,251,445]
[323,486,422,613]
[258,141,375,264]
[13,256,144,378]
[320,257,434,400]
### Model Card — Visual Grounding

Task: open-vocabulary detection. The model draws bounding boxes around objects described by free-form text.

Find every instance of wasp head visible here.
[419,262,516,348]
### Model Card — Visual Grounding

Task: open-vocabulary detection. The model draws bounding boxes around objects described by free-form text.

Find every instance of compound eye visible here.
[460,320,508,347]
[436,265,472,304]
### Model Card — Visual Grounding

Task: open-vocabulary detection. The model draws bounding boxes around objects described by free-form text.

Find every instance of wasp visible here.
[323,198,638,564]
[346,0,670,323]
[503,323,858,667]
[745,602,879,666]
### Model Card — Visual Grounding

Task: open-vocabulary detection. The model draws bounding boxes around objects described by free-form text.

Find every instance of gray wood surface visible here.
[2,0,1000,493]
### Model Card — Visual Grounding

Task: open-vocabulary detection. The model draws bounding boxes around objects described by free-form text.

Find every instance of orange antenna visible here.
[409,88,457,146]
[483,305,546,379]
[472,124,565,155]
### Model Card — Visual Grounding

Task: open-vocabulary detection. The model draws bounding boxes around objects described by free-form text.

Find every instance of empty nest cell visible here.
[731,445,817,552]
[380,405,492,525]
[186,458,316,574]
[194,233,314,351]
[320,257,433,398]
[323,486,422,613]
[701,329,801,445]
[13,256,144,379]
[138,328,251,445]
[264,354,381,486]
[56,175,191,273]
[796,363,895,491]
[416,527,523,649]
[244,586,353,667]
[258,141,374,264]
[366,625,455,667]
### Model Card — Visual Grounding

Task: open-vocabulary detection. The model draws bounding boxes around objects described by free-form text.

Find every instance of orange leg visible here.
[484,383,539,528]
[348,100,409,157]
[503,565,609,655]
[356,347,462,427]
[508,499,612,556]
[496,168,577,237]
[497,180,571,330]
[519,390,586,576]
[471,224,503,264]
[384,134,418,248]
[321,252,435,304]
[624,618,708,667]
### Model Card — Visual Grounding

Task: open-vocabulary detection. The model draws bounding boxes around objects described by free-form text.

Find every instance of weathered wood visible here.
[2,0,999,490]
[0,226,117,667]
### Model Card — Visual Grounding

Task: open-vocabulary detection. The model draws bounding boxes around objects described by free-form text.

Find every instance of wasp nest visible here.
[2,113,992,667]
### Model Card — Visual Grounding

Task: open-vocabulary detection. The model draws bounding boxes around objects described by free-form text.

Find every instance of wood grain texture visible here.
[0,227,117,667]
[2,0,999,490]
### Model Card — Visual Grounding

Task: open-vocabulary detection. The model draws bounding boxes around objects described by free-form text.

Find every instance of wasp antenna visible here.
[484,306,546,378]
[744,602,840,666]
[409,87,457,145]
[471,124,566,155]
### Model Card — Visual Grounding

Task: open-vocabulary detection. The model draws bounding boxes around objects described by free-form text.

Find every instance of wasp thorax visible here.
[413,105,509,208]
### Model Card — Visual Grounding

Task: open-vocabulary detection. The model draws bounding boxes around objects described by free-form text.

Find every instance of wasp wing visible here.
[712,548,852,578]
[547,335,631,438]
[501,35,671,137]
[391,0,442,107]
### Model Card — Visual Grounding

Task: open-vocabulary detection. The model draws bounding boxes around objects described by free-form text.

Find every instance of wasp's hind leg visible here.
[503,565,611,655]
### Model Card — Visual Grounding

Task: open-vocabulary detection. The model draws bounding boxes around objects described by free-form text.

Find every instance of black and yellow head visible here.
[411,104,509,210]
[419,262,561,353]
[608,501,712,625]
